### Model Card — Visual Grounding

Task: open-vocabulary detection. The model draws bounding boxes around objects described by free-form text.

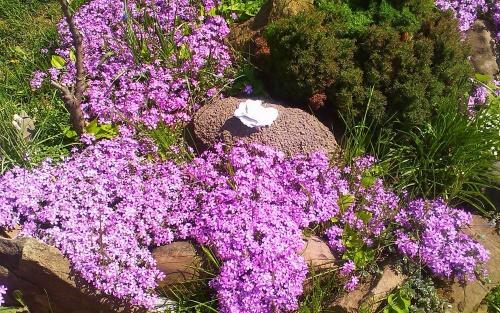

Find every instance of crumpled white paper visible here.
[234,99,278,128]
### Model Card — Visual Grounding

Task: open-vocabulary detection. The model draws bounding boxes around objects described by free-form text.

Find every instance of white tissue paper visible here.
[234,99,279,128]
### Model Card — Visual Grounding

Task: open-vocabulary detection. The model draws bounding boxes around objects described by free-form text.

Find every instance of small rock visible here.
[152,241,201,288]
[442,215,500,313]
[330,282,373,313]
[466,20,499,79]
[367,264,407,305]
[190,97,340,158]
[301,236,335,270]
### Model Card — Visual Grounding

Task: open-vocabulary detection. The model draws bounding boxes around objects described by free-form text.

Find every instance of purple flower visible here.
[340,260,355,276]
[344,275,359,291]
[30,71,47,89]
[34,0,232,128]
[0,285,6,307]
[395,199,489,282]
[243,84,253,95]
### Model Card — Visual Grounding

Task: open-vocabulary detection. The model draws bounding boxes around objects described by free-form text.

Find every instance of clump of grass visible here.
[0,0,74,173]
[342,86,499,216]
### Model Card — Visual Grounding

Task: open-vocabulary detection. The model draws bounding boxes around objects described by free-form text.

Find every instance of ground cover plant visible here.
[0,0,499,312]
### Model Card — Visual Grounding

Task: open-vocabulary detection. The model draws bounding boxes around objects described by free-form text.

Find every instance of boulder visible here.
[301,236,335,270]
[0,237,111,313]
[441,215,500,313]
[190,97,340,157]
[0,238,202,313]
[466,20,499,79]
[152,241,201,288]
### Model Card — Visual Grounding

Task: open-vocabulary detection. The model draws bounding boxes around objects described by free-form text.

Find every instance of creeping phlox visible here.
[435,0,500,40]
[395,199,489,282]
[0,286,6,307]
[31,0,231,127]
[0,136,490,312]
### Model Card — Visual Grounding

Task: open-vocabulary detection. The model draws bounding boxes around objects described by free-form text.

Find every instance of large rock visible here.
[0,237,111,313]
[466,20,499,79]
[191,97,340,157]
[0,238,203,313]
[152,241,201,288]
[441,215,500,313]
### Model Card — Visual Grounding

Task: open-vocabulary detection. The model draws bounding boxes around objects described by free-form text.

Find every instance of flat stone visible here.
[301,236,335,270]
[367,264,407,305]
[443,215,500,313]
[152,241,201,288]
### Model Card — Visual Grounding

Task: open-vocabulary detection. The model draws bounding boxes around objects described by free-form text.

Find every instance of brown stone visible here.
[190,97,340,158]
[300,236,335,270]
[0,237,112,313]
[152,241,201,288]
[442,215,500,313]
[367,264,407,305]
[466,20,499,79]
[330,281,373,313]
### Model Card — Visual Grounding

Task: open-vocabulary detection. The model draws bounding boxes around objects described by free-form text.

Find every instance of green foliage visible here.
[484,285,500,313]
[341,226,375,268]
[0,0,73,174]
[383,287,411,313]
[379,87,499,214]
[164,246,220,313]
[263,11,362,109]
[0,290,29,312]
[84,120,119,140]
[144,123,194,164]
[298,268,339,313]
[226,58,267,97]
[263,2,472,128]
[217,0,266,21]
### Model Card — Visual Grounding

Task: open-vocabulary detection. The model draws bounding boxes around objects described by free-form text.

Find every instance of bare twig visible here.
[54,0,86,135]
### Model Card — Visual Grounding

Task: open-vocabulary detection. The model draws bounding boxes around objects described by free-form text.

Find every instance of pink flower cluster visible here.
[435,0,500,41]
[0,135,190,308]
[395,199,489,281]
[0,286,6,307]
[32,0,231,127]
[184,144,346,312]
[0,138,490,311]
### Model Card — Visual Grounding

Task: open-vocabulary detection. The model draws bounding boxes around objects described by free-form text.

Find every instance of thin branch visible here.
[55,0,86,135]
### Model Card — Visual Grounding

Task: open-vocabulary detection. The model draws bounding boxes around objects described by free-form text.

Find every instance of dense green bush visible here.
[262,0,473,127]
[263,11,363,110]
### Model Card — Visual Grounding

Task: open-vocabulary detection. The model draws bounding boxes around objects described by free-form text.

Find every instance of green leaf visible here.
[85,119,98,134]
[178,44,191,61]
[69,49,76,62]
[361,175,376,188]
[338,194,355,211]
[51,55,66,69]
[356,210,373,224]
[12,291,25,307]
[475,73,492,83]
